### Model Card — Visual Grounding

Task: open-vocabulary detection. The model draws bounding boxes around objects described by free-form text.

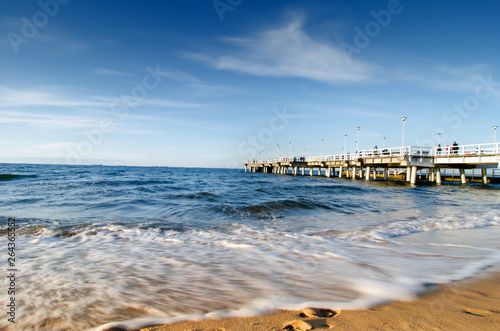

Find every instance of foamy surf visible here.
[1,165,499,330]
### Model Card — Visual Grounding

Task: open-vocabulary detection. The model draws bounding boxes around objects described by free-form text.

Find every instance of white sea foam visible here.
[2,216,500,331]
[337,209,500,242]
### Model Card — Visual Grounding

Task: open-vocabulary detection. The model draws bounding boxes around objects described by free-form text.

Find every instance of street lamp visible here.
[356,126,360,152]
[268,149,271,161]
[494,126,498,144]
[383,137,386,149]
[289,141,291,159]
[401,117,407,149]
[344,134,347,156]
[437,132,441,146]
[277,144,279,158]
[321,139,324,160]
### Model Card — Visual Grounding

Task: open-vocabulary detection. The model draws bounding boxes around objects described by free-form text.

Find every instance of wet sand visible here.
[139,267,500,331]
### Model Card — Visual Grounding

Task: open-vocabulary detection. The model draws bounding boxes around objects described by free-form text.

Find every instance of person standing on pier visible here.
[452,141,459,154]
[437,144,442,155]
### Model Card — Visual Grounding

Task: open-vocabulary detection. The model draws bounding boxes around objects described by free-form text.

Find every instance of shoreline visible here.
[136,267,500,331]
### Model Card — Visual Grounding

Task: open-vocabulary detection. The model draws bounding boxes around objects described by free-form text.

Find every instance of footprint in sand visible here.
[464,308,498,317]
[282,309,340,330]
[282,319,332,330]
[299,308,339,318]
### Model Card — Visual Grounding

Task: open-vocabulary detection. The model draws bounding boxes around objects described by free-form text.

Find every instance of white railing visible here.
[245,143,500,165]
[432,143,499,156]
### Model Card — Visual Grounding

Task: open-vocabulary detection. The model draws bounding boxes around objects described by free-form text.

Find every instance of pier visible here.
[244,143,500,185]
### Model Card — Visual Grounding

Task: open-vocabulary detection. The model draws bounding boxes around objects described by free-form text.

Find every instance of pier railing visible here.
[432,143,499,156]
[245,143,500,165]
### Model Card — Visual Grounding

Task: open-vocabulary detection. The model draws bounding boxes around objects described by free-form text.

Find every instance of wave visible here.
[4,217,500,331]
[210,198,337,219]
[328,209,500,242]
[0,173,38,181]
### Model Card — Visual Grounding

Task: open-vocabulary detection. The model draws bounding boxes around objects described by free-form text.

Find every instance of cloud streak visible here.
[90,68,132,77]
[0,110,98,129]
[0,86,206,110]
[187,18,376,83]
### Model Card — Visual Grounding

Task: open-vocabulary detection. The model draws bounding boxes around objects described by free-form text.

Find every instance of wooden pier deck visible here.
[244,143,500,185]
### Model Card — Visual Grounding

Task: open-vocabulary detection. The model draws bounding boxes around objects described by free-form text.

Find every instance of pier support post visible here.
[339,166,343,178]
[301,167,305,175]
[310,168,313,176]
[365,166,371,180]
[460,169,467,184]
[352,167,357,180]
[436,168,442,185]
[383,168,388,180]
[482,168,488,184]
[429,168,435,182]
[410,166,418,185]
[325,167,330,177]
[372,168,377,180]
[406,166,411,182]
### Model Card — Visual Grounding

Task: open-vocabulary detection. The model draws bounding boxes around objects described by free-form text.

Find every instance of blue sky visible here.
[1,0,499,167]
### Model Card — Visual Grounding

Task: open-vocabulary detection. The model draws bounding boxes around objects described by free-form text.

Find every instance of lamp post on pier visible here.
[494,126,498,144]
[437,132,441,146]
[383,137,386,149]
[356,126,360,153]
[289,141,291,160]
[344,134,347,157]
[401,117,407,150]
[276,144,279,159]
[321,139,324,160]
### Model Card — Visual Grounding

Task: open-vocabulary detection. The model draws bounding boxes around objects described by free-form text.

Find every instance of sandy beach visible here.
[140,268,500,331]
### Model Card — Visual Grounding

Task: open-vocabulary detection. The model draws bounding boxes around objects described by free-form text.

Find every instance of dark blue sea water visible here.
[1,163,500,330]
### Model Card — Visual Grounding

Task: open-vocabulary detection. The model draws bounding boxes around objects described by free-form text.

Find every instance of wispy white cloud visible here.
[165,69,201,84]
[392,64,494,93]
[186,18,376,83]
[161,69,245,95]
[33,142,80,150]
[0,86,207,110]
[0,87,106,108]
[0,110,98,129]
[90,68,132,77]
[183,83,245,95]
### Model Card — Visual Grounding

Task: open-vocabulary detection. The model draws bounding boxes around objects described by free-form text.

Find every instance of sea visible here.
[1,163,500,330]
